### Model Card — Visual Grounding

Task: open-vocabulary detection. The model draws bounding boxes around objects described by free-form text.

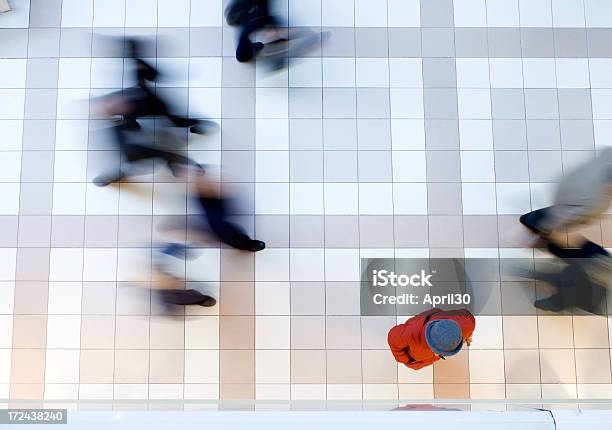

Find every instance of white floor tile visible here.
[454,0,487,27]
[157,0,190,27]
[519,0,553,27]
[255,281,291,315]
[61,0,93,27]
[45,350,80,384]
[354,0,387,27]
[487,0,520,27]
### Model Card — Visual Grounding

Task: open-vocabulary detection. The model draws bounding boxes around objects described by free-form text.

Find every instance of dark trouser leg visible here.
[95,117,196,186]
[236,16,276,62]
[130,90,199,130]
[536,239,608,314]
[93,124,132,186]
[120,138,198,176]
[210,219,256,250]
[236,36,258,62]
[559,263,601,313]
[204,209,265,251]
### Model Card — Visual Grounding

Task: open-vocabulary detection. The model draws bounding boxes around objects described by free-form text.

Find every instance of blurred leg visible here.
[208,218,265,251]
[236,16,275,62]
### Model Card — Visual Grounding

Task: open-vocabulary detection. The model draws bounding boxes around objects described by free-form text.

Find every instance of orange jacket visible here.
[388,308,476,370]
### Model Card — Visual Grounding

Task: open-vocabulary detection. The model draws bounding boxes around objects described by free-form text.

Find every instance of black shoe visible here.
[534,294,565,312]
[198,295,217,307]
[189,125,206,134]
[247,240,266,252]
[189,125,206,135]
[581,241,610,258]
[520,208,550,235]
[159,289,216,307]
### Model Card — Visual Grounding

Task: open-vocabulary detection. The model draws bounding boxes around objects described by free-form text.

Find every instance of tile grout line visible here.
[108,0,123,404]
[285,0,290,405]
[483,0,507,402]
[183,0,192,404]
[450,0,471,401]
[8,0,32,402]
[320,0,327,405]
[53,0,77,405]
[352,0,363,404]
[384,0,399,402]
[511,0,543,402]
[144,0,158,404]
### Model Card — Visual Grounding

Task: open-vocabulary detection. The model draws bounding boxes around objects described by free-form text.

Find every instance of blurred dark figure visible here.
[121,39,209,133]
[155,167,265,308]
[194,170,266,251]
[519,147,612,312]
[225,0,325,68]
[93,38,212,186]
[163,167,266,254]
[225,0,283,62]
[528,242,610,313]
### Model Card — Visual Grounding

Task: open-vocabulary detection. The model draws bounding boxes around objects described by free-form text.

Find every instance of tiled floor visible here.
[1,0,612,403]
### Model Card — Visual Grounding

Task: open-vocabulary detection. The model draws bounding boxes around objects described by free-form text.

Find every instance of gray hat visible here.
[425,319,463,357]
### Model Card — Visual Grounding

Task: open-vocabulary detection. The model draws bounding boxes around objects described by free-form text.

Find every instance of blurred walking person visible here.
[225,0,283,62]
[519,147,612,312]
[225,0,325,68]
[119,39,210,134]
[93,38,212,186]
[520,147,612,238]
[155,166,265,309]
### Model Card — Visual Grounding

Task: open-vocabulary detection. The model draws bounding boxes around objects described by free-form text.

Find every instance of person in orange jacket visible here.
[388,308,475,370]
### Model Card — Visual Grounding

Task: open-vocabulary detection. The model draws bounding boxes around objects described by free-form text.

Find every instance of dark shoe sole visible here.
[534,297,564,312]
[520,208,551,235]
[247,240,266,252]
[198,296,217,307]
